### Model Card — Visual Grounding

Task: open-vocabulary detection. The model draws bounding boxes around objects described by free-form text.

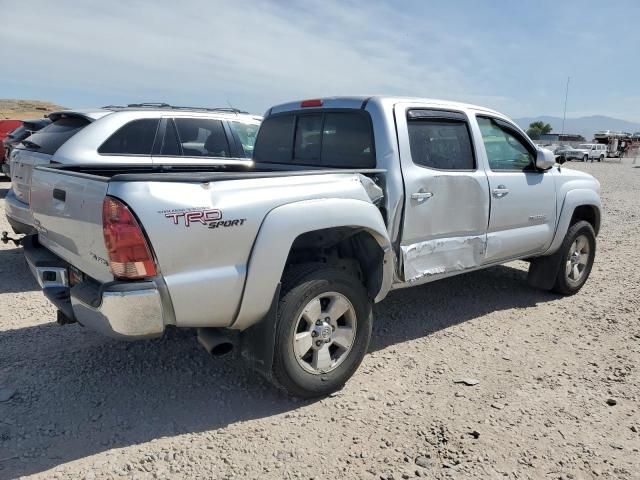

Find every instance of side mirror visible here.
[535,147,555,170]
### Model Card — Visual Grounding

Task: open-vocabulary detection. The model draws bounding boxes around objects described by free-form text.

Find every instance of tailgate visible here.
[29,167,114,283]
[11,150,52,204]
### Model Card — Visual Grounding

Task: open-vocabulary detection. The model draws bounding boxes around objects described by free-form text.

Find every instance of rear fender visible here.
[231,198,393,330]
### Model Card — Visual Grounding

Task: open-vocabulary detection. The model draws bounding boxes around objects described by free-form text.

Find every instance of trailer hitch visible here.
[1,231,23,246]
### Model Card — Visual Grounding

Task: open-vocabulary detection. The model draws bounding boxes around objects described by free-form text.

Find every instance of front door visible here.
[395,105,490,283]
[475,116,557,263]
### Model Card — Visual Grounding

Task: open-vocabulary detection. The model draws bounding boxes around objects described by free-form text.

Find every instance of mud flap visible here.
[527,250,563,291]
[239,284,281,381]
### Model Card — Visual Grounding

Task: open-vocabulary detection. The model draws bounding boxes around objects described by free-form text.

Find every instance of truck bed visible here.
[28,162,387,331]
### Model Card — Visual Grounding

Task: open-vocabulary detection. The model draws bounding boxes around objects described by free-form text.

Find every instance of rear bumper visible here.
[4,189,35,234]
[23,235,165,339]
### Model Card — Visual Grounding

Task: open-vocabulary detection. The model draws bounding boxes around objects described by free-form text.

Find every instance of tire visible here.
[599,155,604,162]
[272,264,372,398]
[551,220,596,295]
[583,154,588,162]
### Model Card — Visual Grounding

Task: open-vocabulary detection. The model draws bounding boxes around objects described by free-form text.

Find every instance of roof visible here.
[102,103,261,120]
[47,104,262,123]
[268,95,504,117]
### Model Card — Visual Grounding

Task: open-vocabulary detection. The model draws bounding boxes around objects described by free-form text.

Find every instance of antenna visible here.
[226,98,238,116]
[561,76,570,138]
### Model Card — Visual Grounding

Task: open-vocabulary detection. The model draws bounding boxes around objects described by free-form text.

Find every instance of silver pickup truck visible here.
[21,96,601,398]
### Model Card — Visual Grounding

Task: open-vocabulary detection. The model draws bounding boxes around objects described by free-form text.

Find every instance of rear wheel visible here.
[551,221,596,295]
[599,154,604,162]
[583,154,588,162]
[272,265,372,398]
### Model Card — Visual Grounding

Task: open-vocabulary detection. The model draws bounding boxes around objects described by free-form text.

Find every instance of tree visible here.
[527,121,553,140]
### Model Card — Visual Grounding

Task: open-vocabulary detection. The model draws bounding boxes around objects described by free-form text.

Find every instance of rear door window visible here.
[407,113,475,170]
[254,111,375,168]
[98,118,160,155]
[174,118,230,157]
[21,116,90,155]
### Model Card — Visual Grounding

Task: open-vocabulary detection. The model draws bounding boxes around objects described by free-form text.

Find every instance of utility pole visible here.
[561,76,570,138]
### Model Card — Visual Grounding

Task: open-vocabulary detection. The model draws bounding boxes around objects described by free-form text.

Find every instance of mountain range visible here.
[514,115,640,141]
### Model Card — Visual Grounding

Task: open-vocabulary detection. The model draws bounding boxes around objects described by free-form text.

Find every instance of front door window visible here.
[476,117,534,171]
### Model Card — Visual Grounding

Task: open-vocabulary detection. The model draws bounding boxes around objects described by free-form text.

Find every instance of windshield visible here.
[229,121,259,157]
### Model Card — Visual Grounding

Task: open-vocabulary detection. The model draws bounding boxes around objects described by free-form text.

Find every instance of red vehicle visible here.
[0,120,23,162]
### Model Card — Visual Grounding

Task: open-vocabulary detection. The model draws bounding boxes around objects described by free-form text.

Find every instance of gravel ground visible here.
[0,160,639,480]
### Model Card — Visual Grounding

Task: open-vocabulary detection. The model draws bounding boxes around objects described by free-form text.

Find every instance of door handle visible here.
[410,191,434,202]
[53,188,66,202]
[492,185,509,198]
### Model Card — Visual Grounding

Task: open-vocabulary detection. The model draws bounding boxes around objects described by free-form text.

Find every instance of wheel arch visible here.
[545,189,601,255]
[570,204,601,236]
[231,198,394,330]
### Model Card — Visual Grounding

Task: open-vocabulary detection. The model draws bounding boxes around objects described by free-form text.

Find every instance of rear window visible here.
[254,111,375,168]
[253,115,294,163]
[99,118,160,155]
[21,116,90,155]
[6,125,27,139]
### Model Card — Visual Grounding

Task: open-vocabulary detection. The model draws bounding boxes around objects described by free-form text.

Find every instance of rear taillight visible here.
[102,196,157,279]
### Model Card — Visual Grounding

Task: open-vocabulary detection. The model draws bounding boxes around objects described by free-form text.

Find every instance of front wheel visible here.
[552,221,596,295]
[272,265,372,398]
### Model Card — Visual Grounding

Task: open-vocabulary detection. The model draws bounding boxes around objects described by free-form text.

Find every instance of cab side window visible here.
[477,117,534,171]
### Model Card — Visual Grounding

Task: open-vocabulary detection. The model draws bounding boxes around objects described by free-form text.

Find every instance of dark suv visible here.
[2,118,51,177]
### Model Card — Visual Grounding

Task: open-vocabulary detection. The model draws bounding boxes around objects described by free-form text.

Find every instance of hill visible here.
[0,99,66,121]
[514,115,640,141]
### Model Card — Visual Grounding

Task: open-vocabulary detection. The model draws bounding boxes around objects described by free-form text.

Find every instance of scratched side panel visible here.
[401,234,486,282]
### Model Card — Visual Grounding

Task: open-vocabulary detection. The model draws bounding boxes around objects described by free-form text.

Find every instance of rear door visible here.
[11,115,90,206]
[394,104,490,282]
[475,116,556,262]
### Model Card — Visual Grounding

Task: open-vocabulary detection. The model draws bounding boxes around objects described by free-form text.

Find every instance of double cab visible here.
[21,96,601,397]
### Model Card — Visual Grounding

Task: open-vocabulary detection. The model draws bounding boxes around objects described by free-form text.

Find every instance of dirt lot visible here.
[0,159,638,480]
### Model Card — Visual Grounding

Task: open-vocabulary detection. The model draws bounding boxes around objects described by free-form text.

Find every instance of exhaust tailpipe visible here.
[197,328,235,356]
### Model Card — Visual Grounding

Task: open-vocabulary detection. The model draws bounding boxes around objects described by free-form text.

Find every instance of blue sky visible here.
[1,0,638,121]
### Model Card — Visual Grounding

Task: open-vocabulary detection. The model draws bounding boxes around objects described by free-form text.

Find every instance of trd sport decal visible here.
[159,207,246,229]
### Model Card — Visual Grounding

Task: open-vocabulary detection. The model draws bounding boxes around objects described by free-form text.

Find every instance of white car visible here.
[565,143,606,162]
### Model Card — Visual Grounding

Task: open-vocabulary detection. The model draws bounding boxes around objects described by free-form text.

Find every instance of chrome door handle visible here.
[410,191,434,201]
[492,185,510,198]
